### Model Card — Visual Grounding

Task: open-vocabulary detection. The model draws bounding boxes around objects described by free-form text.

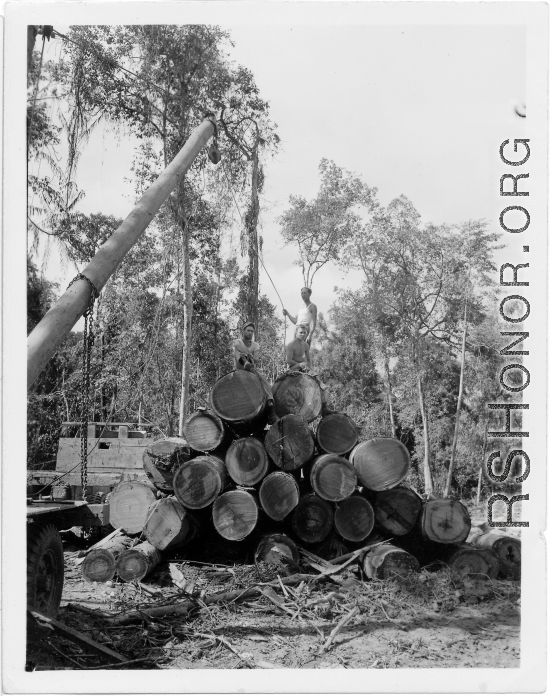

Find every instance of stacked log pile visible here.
[83,370,521,584]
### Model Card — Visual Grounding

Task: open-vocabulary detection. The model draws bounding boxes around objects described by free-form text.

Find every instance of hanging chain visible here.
[68,274,99,501]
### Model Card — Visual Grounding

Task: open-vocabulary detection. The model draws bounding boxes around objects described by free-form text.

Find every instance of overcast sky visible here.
[34,23,526,325]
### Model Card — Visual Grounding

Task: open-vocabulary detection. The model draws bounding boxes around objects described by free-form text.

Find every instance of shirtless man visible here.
[283,287,317,346]
[233,322,277,424]
[285,324,333,416]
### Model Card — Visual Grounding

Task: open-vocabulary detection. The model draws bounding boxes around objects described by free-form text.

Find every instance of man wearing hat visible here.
[233,322,277,425]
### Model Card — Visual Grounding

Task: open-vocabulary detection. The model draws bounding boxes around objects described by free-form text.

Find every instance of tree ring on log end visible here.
[259,471,300,520]
[316,413,358,455]
[291,493,333,544]
[109,481,157,534]
[173,455,227,510]
[212,490,259,541]
[255,533,300,565]
[374,486,423,535]
[310,454,357,501]
[272,372,322,422]
[225,437,269,486]
[350,438,410,491]
[334,495,375,542]
[210,371,266,423]
[183,410,225,452]
[420,499,471,544]
[264,414,314,470]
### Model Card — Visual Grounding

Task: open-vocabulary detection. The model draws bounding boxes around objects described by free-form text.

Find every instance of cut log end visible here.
[446,546,500,580]
[334,495,375,542]
[374,486,423,536]
[210,371,266,423]
[81,550,117,583]
[264,414,314,471]
[272,372,322,423]
[212,490,259,541]
[255,533,300,566]
[316,413,358,455]
[291,493,333,544]
[310,454,357,502]
[183,410,225,452]
[350,438,411,491]
[172,455,227,509]
[420,499,471,544]
[117,541,161,582]
[109,481,157,534]
[362,544,420,580]
[259,471,300,521]
[225,437,269,486]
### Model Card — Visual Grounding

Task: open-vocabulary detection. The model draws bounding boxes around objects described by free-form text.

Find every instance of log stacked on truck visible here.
[84,369,520,585]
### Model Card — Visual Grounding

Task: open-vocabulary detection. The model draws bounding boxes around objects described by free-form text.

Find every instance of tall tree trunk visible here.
[444,291,469,497]
[384,357,397,438]
[245,146,260,334]
[27,26,38,72]
[178,222,192,437]
[476,423,488,506]
[417,372,434,497]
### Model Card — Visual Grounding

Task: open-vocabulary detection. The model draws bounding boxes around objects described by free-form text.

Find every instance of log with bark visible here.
[264,414,314,471]
[212,489,259,541]
[172,454,227,509]
[272,371,322,422]
[109,480,157,534]
[334,494,375,542]
[210,370,267,426]
[225,437,269,486]
[142,437,192,493]
[362,543,420,579]
[419,499,471,544]
[116,540,162,582]
[315,412,358,455]
[183,408,226,453]
[142,497,197,551]
[350,437,411,491]
[291,492,334,544]
[254,533,300,566]
[468,529,521,580]
[310,454,357,502]
[258,471,300,521]
[81,529,134,583]
[373,486,423,536]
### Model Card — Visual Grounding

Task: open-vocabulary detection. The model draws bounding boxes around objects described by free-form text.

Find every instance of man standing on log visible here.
[233,322,277,424]
[284,324,334,416]
[283,287,317,346]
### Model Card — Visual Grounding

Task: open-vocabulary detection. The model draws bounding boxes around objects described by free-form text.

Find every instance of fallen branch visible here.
[260,587,295,617]
[66,603,110,619]
[108,573,318,625]
[322,605,359,652]
[29,609,126,662]
[78,656,156,670]
[109,587,259,626]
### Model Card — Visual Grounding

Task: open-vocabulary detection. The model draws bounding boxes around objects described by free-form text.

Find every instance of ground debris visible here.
[28,545,520,670]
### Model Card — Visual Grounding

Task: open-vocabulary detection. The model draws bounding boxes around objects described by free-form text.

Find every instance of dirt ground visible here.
[26,535,521,672]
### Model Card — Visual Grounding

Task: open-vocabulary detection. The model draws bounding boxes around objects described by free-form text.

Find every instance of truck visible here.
[26,420,158,616]
[26,116,218,617]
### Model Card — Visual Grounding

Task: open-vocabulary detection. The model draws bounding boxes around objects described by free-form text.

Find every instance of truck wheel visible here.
[27,523,64,617]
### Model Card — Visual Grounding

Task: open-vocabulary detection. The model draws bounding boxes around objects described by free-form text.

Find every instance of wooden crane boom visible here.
[27,117,216,387]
